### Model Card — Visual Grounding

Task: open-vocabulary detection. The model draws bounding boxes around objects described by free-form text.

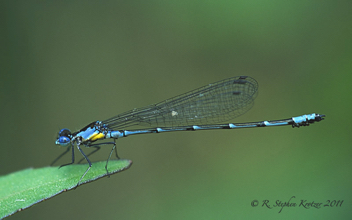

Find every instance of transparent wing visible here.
[103,76,258,129]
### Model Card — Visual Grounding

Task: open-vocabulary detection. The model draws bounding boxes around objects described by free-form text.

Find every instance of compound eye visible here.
[58,128,71,137]
[56,128,72,146]
[56,136,71,146]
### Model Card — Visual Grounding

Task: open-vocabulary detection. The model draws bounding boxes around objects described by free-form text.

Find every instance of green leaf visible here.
[0,159,132,219]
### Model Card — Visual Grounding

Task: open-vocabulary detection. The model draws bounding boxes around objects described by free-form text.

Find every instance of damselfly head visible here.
[55,128,72,146]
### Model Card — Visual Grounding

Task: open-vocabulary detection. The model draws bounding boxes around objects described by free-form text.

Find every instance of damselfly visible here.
[52,76,325,186]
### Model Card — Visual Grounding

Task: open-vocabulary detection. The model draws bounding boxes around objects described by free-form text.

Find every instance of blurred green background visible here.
[1,0,351,219]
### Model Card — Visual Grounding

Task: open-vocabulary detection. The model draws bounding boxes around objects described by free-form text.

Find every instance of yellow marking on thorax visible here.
[89,132,106,141]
